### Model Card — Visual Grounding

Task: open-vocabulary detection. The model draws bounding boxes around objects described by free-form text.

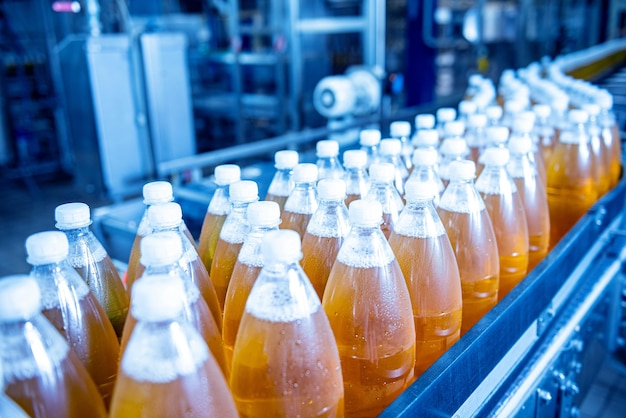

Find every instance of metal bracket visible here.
[537,304,555,337]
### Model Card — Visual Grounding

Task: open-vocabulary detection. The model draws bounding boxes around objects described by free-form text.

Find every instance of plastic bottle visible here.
[0,276,108,417]
[465,113,488,164]
[121,231,229,379]
[582,103,611,197]
[406,148,445,206]
[198,164,241,274]
[343,149,370,206]
[596,90,622,188]
[25,231,120,407]
[476,148,529,300]
[379,138,410,196]
[436,107,457,140]
[265,150,299,211]
[0,355,29,418]
[316,139,345,181]
[532,104,556,166]
[390,120,414,171]
[366,162,404,238]
[281,163,319,239]
[301,178,351,300]
[388,182,462,377]
[55,202,129,340]
[507,135,550,271]
[513,111,547,186]
[230,229,344,417]
[485,105,503,127]
[414,113,436,137]
[438,135,469,188]
[412,128,440,154]
[359,128,381,168]
[126,181,195,290]
[110,275,237,418]
[210,180,259,311]
[438,160,500,335]
[502,100,525,130]
[458,100,477,126]
[547,111,599,248]
[322,199,415,416]
[222,201,281,366]
[140,202,222,332]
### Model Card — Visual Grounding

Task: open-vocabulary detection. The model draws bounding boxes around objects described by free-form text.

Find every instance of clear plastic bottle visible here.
[126,181,196,290]
[406,148,445,206]
[435,107,457,140]
[413,113,436,141]
[379,138,410,196]
[596,90,622,188]
[485,105,503,127]
[210,180,259,311]
[513,112,547,186]
[281,163,319,239]
[301,179,351,300]
[110,275,238,418]
[582,103,611,197]
[322,200,415,416]
[411,128,440,154]
[437,160,500,335]
[25,231,120,407]
[198,164,241,274]
[532,104,556,167]
[230,229,344,417]
[140,202,222,333]
[222,201,281,367]
[121,231,229,379]
[502,99,525,130]
[0,358,29,418]
[547,111,599,249]
[476,148,529,300]
[390,120,413,172]
[458,100,477,126]
[366,162,404,238]
[343,149,370,206]
[316,139,345,181]
[0,276,108,417]
[507,135,550,271]
[438,135,469,188]
[465,113,488,164]
[359,128,381,168]
[388,182,462,377]
[478,125,509,179]
[55,202,129,340]
[265,150,299,211]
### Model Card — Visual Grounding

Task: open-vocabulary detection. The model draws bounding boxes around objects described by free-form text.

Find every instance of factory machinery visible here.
[88,40,626,416]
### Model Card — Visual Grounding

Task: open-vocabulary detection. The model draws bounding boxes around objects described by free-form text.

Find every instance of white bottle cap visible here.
[148,202,183,229]
[436,107,457,123]
[458,100,477,116]
[0,275,41,321]
[317,179,346,200]
[481,147,510,166]
[316,140,339,158]
[508,136,533,155]
[468,113,487,128]
[415,114,435,130]
[139,231,183,267]
[229,180,259,203]
[349,199,382,227]
[343,149,367,168]
[247,201,281,227]
[131,275,185,322]
[26,231,69,265]
[532,104,551,119]
[440,138,468,156]
[412,148,439,166]
[55,202,91,229]
[448,160,476,181]
[444,120,466,137]
[262,229,302,263]
[504,100,525,115]
[469,74,483,86]
[143,181,174,205]
[292,163,318,183]
[359,129,381,146]
[274,150,299,170]
[404,181,438,201]
[595,91,613,109]
[369,162,395,183]
[214,164,241,186]
[512,115,534,134]
[568,109,589,124]
[390,121,411,137]
[581,103,600,117]
[486,105,503,120]
[486,126,510,144]
[379,138,402,156]
[412,129,439,148]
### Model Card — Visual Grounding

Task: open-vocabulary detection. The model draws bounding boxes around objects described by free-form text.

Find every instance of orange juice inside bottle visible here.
[280,163,319,239]
[323,200,415,416]
[388,184,462,377]
[597,92,622,188]
[366,162,404,239]
[199,212,228,273]
[280,210,313,239]
[211,239,244,310]
[265,150,298,213]
[301,235,343,300]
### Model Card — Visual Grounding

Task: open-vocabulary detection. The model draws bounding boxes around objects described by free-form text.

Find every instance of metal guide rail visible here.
[380,179,626,417]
